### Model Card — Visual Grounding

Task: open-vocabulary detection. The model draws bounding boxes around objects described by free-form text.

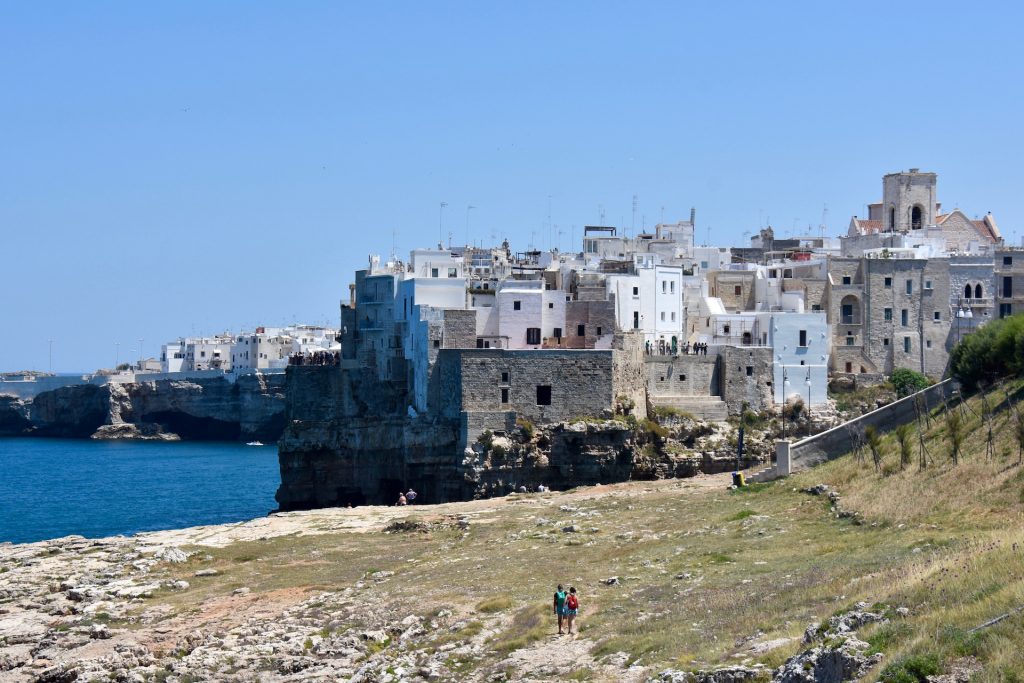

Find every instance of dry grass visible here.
[131,387,1024,678]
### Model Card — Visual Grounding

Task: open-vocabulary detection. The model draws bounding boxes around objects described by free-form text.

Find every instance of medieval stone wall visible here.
[719,346,774,413]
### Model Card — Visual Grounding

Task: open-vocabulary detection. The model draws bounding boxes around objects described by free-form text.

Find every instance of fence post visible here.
[775,440,791,476]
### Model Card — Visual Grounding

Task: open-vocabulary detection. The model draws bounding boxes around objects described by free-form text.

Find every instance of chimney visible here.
[690,207,696,227]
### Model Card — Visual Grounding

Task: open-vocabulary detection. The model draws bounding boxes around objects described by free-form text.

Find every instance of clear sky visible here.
[2,1,1022,372]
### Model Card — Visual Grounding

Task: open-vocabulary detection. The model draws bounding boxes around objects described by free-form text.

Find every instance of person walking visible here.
[553,584,568,635]
[566,586,580,635]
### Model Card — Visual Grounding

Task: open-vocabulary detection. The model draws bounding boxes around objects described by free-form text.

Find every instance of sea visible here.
[0,438,281,544]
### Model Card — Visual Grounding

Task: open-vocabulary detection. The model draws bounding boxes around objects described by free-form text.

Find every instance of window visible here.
[845,362,853,373]
[670,281,676,293]
[548,302,554,309]
[884,308,892,321]
[798,330,807,347]
[632,286,639,296]
[536,385,552,405]
[1004,256,1013,266]
[433,339,441,348]
[596,327,602,336]
[723,324,731,335]
[975,284,983,299]
[734,285,742,296]
[431,268,439,278]
[577,324,585,337]
[842,276,851,285]
[901,309,908,326]
[746,366,753,377]
[662,281,667,293]
[660,312,665,322]
[926,340,932,349]
[846,334,854,346]
[476,338,484,348]
[934,311,940,321]
[883,338,890,346]
[925,280,932,290]
[671,312,676,322]
[904,337,911,353]
[633,312,639,329]
[1000,303,1012,319]
[553,327,562,339]
[906,280,913,295]
[501,388,509,403]
[513,300,521,311]
[447,267,457,278]
[884,277,892,288]
[526,328,541,345]
[678,374,686,381]
[812,304,821,311]
[501,371,509,383]
[701,261,709,269]
[1003,277,1013,298]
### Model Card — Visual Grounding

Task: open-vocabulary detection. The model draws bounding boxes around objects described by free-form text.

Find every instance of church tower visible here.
[881,169,937,232]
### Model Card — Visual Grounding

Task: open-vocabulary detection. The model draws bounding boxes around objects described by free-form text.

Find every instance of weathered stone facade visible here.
[719,346,774,413]
[827,256,952,378]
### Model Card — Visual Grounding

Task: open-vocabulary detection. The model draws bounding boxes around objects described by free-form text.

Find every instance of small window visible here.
[883,338,890,346]
[811,304,821,311]
[662,281,667,293]
[526,328,541,345]
[799,330,807,347]
[904,337,911,353]
[934,311,940,321]
[901,309,908,326]
[734,285,742,296]
[925,280,932,290]
[476,338,484,348]
[670,281,675,293]
[723,324,731,334]
[536,385,552,405]
[884,308,892,321]
[678,374,686,381]
[745,366,753,376]
[513,300,521,311]
[1004,256,1013,266]
[906,280,913,295]
[577,324,585,337]
[447,267,457,278]
[431,268,439,278]
[501,388,509,403]
[632,286,639,296]
[884,277,892,288]
[926,340,933,349]
[596,326,603,336]
[553,327,562,339]
[501,371,509,383]
[842,276,851,285]
[433,339,441,348]
[661,312,666,321]
[671,312,676,322]
[846,335,854,346]
[548,302,554,309]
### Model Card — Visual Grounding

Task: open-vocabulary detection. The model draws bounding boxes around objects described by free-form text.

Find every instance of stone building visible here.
[995,248,1024,319]
[827,255,952,378]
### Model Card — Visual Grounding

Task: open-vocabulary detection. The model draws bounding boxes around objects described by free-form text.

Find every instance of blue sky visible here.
[2,1,1022,372]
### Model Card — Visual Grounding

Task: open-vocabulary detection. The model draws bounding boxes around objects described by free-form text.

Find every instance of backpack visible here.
[567,594,578,610]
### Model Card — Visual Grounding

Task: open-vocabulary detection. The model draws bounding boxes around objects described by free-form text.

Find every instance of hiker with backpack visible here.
[566,587,579,635]
[553,584,568,635]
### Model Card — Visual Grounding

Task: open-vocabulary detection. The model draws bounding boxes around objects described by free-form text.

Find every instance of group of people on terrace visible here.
[288,350,340,366]
[645,339,710,356]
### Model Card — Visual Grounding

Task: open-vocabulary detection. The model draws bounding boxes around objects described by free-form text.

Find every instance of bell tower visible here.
[881,169,937,232]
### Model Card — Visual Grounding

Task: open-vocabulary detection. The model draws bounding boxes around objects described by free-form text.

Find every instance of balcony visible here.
[840,315,861,325]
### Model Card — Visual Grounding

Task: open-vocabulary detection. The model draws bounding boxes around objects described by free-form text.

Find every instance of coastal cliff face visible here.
[2,373,286,441]
[276,366,767,510]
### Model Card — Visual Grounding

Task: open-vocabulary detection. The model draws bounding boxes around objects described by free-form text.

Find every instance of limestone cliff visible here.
[5,373,286,441]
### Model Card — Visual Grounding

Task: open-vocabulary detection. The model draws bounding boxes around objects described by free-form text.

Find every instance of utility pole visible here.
[115,342,120,368]
[439,202,448,248]
[138,338,144,367]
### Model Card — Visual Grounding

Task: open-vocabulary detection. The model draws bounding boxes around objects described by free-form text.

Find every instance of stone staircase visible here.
[649,395,729,422]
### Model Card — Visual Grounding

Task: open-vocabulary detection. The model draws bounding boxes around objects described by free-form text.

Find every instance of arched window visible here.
[975,283,983,299]
[965,284,973,299]
[911,206,923,230]
[840,294,860,324]
[742,331,752,346]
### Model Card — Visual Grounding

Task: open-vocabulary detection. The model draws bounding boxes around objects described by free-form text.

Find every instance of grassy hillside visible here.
[12,385,1024,682]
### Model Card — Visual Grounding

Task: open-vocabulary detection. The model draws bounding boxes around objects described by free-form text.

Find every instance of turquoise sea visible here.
[0,438,280,544]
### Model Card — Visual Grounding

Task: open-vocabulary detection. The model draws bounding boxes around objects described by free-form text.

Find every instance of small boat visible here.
[246,441,265,447]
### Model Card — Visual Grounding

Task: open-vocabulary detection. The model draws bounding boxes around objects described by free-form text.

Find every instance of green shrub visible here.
[890,368,932,397]
[880,653,941,683]
[951,313,1024,389]
[516,417,535,440]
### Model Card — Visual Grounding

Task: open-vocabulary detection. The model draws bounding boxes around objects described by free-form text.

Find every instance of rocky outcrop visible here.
[0,394,32,435]
[8,373,286,442]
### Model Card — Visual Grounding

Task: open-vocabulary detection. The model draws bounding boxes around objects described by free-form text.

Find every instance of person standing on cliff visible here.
[395,493,407,506]
[553,584,568,635]
[406,488,417,504]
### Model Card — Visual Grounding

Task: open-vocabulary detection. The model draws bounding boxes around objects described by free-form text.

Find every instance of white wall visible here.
[770,312,830,407]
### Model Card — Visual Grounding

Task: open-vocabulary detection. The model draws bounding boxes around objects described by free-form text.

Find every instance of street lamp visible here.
[781,367,790,440]
[805,368,812,437]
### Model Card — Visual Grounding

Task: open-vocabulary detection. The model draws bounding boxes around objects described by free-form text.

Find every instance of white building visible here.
[160,340,186,373]
[769,311,830,408]
[606,261,685,348]
[185,336,233,371]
